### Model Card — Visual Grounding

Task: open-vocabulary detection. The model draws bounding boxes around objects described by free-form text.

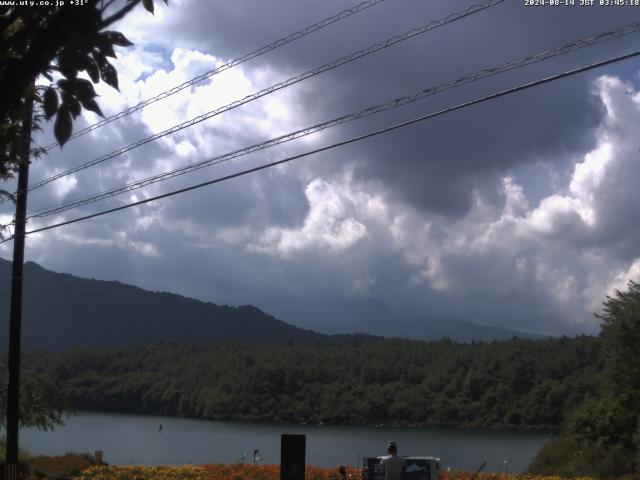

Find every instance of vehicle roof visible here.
[363,456,440,461]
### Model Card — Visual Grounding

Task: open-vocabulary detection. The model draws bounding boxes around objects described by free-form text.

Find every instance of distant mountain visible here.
[411,314,546,342]
[257,297,545,342]
[256,297,395,335]
[0,258,376,351]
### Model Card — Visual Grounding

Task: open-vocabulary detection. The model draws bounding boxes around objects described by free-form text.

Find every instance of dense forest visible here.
[23,336,602,430]
[526,281,640,478]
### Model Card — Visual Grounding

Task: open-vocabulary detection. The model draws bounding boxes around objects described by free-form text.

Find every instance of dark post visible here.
[5,89,34,480]
[280,434,306,480]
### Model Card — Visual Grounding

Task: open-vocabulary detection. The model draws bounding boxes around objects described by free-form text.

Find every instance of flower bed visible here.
[75,465,209,480]
[74,464,595,480]
[17,457,603,480]
[30,453,97,479]
[439,473,594,480]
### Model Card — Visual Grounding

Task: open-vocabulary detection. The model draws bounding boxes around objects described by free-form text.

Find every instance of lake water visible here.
[20,412,551,473]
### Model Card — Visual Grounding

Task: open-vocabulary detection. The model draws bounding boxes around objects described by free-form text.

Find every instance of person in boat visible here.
[380,441,404,480]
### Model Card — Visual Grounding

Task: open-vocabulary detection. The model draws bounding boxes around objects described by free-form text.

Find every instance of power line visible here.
[38,0,387,152]
[3,49,637,244]
[24,0,506,193]
[25,21,640,220]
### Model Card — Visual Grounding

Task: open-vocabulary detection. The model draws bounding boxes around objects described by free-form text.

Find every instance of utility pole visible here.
[5,87,34,480]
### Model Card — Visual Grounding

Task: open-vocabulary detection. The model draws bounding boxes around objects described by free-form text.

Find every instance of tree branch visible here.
[100,0,140,29]
[99,0,119,15]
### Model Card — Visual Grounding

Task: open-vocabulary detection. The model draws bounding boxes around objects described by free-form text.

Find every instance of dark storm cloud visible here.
[3,0,640,338]
[151,0,636,219]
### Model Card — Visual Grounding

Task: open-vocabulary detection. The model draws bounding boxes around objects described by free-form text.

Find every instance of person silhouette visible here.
[380,441,404,480]
[253,449,262,463]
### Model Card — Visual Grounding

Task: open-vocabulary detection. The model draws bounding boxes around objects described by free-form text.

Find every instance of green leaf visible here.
[43,87,58,120]
[103,31,134,47]
[84,58,100,83]
[99,41,116,59]
[58,46,84,67]
[57,47,85,79]
[142,0,154,14]
[92,50,108,70]
[80,94,104,118]
[80,98,104,118]
[74,78,97,101]
[54,107,73,146]
[62,93,81,118]
[59,67,79,80]
[57,79,72,93]
[99,61,119,91]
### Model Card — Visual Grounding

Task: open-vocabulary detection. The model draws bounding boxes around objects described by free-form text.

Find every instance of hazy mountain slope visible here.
[0,258,375,351]
[257,298,545,341]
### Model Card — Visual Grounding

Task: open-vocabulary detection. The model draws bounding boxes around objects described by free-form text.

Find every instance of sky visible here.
[2,0,640,336]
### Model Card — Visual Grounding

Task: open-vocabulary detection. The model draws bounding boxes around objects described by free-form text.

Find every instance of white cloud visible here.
[51,174,78,200]
[35,224,160,258]
[378,74,640,330]
[605,259,640,299]
[250,177,369,257]
[349,275,377,296]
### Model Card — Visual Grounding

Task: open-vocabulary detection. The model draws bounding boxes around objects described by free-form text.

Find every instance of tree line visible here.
[526,281,640,478]
[21,335,602,431]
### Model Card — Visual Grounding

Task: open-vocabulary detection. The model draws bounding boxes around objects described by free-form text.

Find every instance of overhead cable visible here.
[2,49,637,243]
[26,21,640,220]
[39,0,387,152]
[25,0,506,193]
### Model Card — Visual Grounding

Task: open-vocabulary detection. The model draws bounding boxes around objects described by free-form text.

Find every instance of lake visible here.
[20,411,551,473]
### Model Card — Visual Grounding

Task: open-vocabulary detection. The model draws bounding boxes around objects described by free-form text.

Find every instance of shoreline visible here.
[63,408,559,434]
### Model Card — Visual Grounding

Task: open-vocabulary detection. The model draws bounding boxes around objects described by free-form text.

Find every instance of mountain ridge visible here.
[0,258,377,350]
[257,297,545,341]
[1,257,545,351]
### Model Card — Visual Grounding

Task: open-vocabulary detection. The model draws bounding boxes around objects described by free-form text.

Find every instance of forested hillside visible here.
[0,258,542,349]
[0,259,376,350]
[24,336,602,430]
[526,281,640,478]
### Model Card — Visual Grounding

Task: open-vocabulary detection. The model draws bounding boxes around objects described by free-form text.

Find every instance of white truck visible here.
[361,456,440,480]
